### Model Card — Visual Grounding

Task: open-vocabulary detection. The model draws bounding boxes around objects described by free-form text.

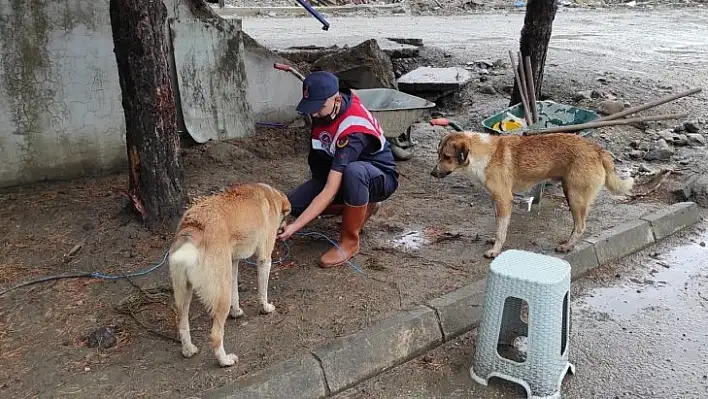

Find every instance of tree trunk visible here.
[109,0,187,231]
[509,0,558,107]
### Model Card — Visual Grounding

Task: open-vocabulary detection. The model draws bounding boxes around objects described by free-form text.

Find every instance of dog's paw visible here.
[261,303,276,314]
[229,307,244,319]
[555,243,575,253]
[486,238,496,245]
[218,353,239,367]
[484,249,500,259]
[181,343,199,358]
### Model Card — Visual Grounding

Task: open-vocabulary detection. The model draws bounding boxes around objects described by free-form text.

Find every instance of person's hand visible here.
[278,223,299,242]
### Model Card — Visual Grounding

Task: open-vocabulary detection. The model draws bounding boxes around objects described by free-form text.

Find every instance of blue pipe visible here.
[294,0,331,31]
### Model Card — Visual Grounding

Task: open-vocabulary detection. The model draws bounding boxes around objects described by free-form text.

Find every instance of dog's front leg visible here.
[257,258,276,314]
[229,259,244,319]
[485,193,512,259]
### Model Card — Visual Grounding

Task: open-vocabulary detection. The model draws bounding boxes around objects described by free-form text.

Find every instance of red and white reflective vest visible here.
[311,93,386,157]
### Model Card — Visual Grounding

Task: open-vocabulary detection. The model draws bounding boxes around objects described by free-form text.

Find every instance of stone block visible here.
[313,306,442,393]
[559,241,600,279]
[426,279,486,341]
[397,66,472,94]
[641,202,700,241]
[584,220,654,265]
[203,354,327,399]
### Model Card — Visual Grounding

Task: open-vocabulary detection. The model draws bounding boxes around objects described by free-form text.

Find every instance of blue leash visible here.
[0,231,361,297]
[243,230,363,274]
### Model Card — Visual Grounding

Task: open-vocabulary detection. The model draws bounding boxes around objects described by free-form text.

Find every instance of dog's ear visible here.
[437,135,448,153]
[455,141,469,164]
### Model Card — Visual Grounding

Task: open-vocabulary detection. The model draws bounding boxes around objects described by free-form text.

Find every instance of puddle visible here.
[578,235,708,319]
[389,226,460,251]
[391,230,430,251]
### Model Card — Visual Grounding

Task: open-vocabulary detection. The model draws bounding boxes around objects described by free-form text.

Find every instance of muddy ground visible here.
[0,121,672,397]
[2,9,708,399]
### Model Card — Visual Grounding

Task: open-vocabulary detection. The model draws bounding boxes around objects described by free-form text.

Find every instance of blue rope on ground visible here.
[241,230,362,273]
[0,230,361,298]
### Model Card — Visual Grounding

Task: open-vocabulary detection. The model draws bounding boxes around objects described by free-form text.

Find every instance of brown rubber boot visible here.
[319,203,368,268]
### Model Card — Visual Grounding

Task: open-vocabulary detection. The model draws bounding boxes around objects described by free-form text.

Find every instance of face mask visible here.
[311,98,341,125]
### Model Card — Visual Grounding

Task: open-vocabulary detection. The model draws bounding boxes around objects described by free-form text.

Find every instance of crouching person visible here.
[277,71,399,268]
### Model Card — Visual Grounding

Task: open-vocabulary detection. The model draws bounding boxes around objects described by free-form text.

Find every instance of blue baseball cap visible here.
[296,71,339,115]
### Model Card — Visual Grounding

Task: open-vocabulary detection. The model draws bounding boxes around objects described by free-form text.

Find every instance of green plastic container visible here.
[481,100,599,136]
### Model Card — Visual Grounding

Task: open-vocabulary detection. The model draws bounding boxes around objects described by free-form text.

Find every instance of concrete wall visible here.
[0,0,253,188]
[239,32,302,124]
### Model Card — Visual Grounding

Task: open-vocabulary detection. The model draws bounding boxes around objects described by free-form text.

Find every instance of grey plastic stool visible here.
[470,249,575,399]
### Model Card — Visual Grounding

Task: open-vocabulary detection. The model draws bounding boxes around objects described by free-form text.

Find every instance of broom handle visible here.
[525,113,689,135]
[596,88,702,122]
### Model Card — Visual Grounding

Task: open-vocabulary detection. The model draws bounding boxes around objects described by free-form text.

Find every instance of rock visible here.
[573,90,592,102]
[492,58,505,68]
[673,124,685,133]
[638,163,654,173]
[87,326,118,349]
[397,66,473,94]
[478,68,490,76]
[644,139,674,161]
[628,150,645,159]
[674,134,689,146]
[684,121,700,133]
[479,84,497,94]
[638,142,650,151]
[687,174,708,207]
[672,174,700,202]
[687,133,706,146]
[629,140,641,149]
[596,100,625,116]
[657,129,679,143]
[312,39,398,89]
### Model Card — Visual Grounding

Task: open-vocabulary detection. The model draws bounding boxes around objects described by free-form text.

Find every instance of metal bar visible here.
[294,0,331,30]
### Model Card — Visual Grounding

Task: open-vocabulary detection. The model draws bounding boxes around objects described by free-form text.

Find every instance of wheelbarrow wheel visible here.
[391,142,413,161]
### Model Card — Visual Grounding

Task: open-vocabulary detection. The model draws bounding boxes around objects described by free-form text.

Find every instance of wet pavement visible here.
[335,221,708,399]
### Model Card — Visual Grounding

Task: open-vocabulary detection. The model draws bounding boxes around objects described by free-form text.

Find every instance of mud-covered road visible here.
[242,8,708,89]
[335,221,708,398]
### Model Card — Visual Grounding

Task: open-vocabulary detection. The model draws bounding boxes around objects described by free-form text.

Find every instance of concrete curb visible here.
[202,202,700,399]
[213,3,407,19]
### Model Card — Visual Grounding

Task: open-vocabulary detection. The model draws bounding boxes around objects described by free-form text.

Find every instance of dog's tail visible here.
[168,232,230,316]
[168,234,201,310]
[601,150,634,195]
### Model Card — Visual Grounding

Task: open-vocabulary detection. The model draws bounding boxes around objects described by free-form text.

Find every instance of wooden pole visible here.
[524,55,539,123]
[509,51,533,126]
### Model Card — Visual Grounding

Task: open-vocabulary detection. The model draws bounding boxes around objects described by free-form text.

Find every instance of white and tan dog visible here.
[167,183,291,367]
[431,131,634,258]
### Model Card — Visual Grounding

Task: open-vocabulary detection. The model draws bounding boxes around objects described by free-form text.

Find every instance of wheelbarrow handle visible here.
[429,118,450,127]
[430,118,465,132]
[273,63,306,82]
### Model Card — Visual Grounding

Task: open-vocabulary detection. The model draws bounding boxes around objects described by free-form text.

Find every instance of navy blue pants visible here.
[288,162,398,217]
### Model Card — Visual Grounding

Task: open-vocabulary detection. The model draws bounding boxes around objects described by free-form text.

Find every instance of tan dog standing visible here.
[431,131,634,258]
[167,183,291,367]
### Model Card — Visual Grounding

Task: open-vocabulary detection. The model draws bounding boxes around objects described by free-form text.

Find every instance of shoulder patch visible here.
[336,137,349,148]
